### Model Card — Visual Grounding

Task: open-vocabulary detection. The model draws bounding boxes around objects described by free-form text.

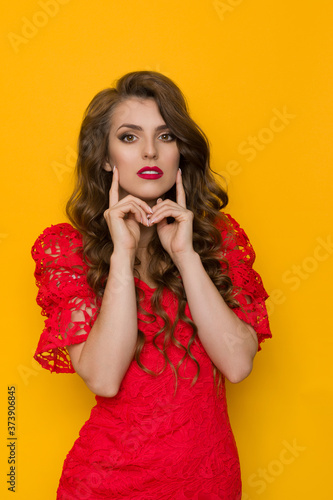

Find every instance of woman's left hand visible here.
[150,169,195,265]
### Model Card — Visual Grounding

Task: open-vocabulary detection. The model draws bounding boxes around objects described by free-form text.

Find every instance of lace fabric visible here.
[217,214,271,350]
[32,223,99,372]
[31,214,271,499]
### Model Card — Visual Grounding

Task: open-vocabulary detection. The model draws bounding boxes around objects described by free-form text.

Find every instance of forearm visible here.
[176,251,258,383]
[75,252,138,396]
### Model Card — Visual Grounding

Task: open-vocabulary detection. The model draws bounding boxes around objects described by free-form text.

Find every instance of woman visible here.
[32,71,272,499]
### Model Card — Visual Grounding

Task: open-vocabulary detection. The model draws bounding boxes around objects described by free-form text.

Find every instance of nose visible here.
[142,138,158,160]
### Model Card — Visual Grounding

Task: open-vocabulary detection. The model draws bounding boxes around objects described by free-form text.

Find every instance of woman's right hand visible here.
[103,167,152,256]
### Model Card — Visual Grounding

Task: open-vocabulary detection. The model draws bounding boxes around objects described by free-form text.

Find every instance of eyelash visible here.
[119,133,175,143]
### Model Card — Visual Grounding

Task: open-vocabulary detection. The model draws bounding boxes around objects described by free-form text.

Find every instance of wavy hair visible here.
[66,71,238,396]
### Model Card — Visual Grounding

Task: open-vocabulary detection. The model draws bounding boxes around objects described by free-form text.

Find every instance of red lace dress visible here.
[32,213,271,500]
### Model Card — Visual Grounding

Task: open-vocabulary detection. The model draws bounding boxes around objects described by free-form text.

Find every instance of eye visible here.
[119,134,137,143]
[159,133,175,142]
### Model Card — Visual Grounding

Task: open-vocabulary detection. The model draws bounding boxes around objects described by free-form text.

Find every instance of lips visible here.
[137,166,163,179]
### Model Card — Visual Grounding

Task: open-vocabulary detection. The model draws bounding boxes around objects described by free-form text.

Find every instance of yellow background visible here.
[1,0,332,498]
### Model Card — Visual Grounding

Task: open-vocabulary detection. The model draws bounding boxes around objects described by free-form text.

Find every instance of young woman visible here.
[32,71,272,499]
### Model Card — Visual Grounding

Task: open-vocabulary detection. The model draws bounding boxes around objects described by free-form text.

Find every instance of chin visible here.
[136,186,173,201]
[139,193,163,203]
[119,180,176,202]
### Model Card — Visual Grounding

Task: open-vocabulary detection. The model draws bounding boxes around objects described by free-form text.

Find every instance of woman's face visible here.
[105,97,180,203]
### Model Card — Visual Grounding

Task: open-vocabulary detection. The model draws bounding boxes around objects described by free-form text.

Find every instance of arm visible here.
[175,251,258,383]
[68,167,151,397]
[151,170,259,384]
[67,252,137,397]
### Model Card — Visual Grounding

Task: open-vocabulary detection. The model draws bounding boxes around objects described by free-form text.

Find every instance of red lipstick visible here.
[137,166,163,179]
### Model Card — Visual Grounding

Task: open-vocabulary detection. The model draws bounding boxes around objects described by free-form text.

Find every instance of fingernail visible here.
[113,165,116,173]
[157,198,162,203]
[179,167,182,175]
[150,207,153,214]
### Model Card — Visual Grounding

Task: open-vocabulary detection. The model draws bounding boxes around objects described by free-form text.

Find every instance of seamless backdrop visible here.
[1,1,332,499]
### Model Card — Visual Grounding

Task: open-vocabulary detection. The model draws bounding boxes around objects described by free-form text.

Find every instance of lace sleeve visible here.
[218,213,272,351]
[31,223,99,373]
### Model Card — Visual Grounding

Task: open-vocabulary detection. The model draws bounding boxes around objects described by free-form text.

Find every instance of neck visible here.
[137,196,161,248]
[137,223,156,249]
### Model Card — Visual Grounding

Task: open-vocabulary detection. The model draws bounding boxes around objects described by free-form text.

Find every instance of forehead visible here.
[110,97,164,127]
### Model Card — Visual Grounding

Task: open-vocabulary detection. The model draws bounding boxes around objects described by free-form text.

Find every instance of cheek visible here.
[174,155,180,170]
[110,146,135,166]
[167,147,180,167]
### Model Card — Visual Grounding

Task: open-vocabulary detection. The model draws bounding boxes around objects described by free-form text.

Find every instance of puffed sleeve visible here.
[31,223,100,373]
[217,213,272,351]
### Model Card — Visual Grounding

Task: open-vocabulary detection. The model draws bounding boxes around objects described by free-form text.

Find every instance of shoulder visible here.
[32,222,83,251]
[214,212,252,244]
[214,212,256,266]
[31,222,85,270]
[214,212,246,235]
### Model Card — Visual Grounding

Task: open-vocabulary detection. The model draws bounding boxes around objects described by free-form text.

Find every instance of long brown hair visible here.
[66,71,238,396]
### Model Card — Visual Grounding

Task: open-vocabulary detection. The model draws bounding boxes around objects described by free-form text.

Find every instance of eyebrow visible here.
[116,123,169,132]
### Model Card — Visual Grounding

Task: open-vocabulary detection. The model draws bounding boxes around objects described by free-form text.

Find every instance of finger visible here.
[176,168,186,208]
[118,197,152,224]
[109,166,119,207]
[151,198,176,215]
[123,202,149,226]
[155,215,168,233]
[126,209,142,225]
[150,206,188,225]
[105,203,143,226]
[118,194,153,217]
[116,200,151,226]
[127,204,150,226]
[136,199,154,216]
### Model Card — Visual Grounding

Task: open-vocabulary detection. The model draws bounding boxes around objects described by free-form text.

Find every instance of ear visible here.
[103,160,112,172]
